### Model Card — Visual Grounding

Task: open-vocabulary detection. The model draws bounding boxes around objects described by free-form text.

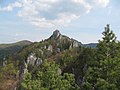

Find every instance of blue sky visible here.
[0,0,120,44]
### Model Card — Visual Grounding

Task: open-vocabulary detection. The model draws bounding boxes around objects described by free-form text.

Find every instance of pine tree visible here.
[82,24,120,90]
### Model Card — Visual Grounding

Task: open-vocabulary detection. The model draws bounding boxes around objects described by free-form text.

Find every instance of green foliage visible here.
[0,62,18,85]
[1,25,120,90]
[82,24,120,90]
[21,60,80,90]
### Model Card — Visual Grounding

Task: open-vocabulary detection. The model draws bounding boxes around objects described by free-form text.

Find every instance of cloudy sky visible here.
[0,0,120,44]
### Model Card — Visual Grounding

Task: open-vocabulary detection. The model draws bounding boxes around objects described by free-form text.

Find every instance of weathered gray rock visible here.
[35,57,42,66]
[50,30,61,40]
[47,45,53,52]
[44,45,47,49]
[27,53,37,66]
[2,57,7,67]
[26,53,43,66]
[53,30,61,39]
[57,48,61,52]
[73,41,79,47]
[39,49,43,55]
[23,61,28,74]
[70,40,80,48]
[20,53,43,76]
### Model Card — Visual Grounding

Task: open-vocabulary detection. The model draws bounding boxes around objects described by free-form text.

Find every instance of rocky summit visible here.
[52,30,61,39]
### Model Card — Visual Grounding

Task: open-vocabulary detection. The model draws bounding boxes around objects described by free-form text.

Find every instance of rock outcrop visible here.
[2,57,7,67]
[20,53,43,75]
[47,45,53,52]
[26,53,43,66]
[50,30,61,40]
[70,39,81,48]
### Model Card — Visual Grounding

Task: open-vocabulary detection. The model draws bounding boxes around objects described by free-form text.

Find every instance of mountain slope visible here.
[17,30,82,62]
[0,30,95,90]
[16,30,90,87]
[0,40,32,59]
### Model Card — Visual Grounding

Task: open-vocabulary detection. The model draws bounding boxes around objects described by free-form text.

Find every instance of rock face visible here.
[21,53,43,75]
[48,30,82,52]
[27,53,37,66]
[2,57,7,67]
[50,30,61,39]
[70,40,81,48]
[26,53,42,66]
[47,45,53,52]
[23,61,28,74]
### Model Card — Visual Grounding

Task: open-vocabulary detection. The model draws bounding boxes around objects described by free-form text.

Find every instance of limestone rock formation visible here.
[2,57,7,67]
[50,30,61,39]
[26,53,42,66]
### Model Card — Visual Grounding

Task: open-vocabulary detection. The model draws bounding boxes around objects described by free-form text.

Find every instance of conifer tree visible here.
[82,24,120,90]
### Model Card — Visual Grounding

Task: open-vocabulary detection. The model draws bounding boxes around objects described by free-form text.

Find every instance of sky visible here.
[0,0,120,44]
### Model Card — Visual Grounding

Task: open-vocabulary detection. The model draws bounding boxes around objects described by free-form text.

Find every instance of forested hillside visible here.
[0,40,32,61]
[0,25,120,90]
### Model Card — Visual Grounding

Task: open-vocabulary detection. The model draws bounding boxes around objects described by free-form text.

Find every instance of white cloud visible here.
[93,0,110,7]
[0,1,22,11]
[0,0,110,28]
[16,0,92,28]
[72,0,92,13]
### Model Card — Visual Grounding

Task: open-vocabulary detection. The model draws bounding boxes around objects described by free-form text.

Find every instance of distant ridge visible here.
[0,30,97,60]
[0,40,32,59]
[83,43,98,48]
